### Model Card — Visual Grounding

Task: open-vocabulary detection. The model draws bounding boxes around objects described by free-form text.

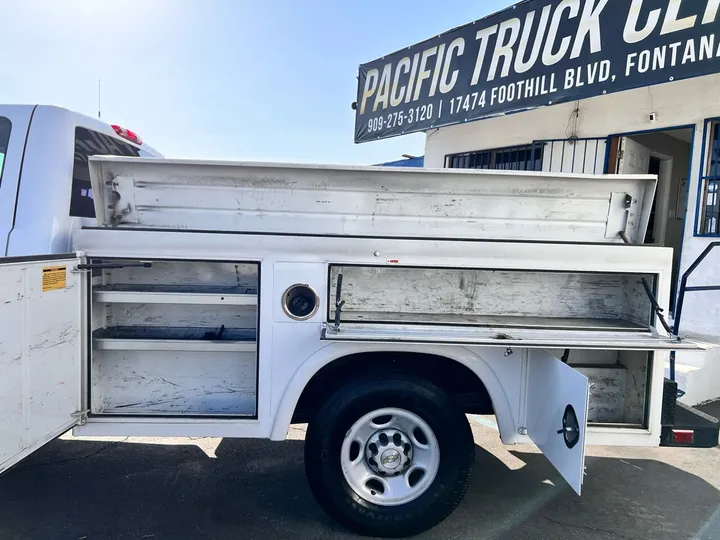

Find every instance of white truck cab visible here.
[0,105,162,257]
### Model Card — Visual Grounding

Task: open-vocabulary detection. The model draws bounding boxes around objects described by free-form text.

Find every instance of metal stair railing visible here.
[671,242,720,383]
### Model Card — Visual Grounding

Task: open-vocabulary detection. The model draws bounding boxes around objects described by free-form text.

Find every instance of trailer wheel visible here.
[304,376,474,538]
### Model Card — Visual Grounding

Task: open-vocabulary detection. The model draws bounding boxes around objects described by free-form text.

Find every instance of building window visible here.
[699,121,720,235]
[537,137,607,175]
[446,144,543,171]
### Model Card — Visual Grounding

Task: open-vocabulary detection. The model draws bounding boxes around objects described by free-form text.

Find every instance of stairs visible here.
[670,341,720,406]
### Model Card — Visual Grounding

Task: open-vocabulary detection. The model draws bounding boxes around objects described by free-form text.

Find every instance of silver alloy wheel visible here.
[340,407,440,506]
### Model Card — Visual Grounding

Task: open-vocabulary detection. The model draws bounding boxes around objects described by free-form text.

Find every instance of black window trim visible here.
[0,116,13,189]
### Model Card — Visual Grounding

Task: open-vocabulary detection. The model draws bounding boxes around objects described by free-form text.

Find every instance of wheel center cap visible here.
[365,429,413,476]
[380,449,401,469]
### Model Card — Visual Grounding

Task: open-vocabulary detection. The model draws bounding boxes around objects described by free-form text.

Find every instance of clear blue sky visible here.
[0,0,510,164]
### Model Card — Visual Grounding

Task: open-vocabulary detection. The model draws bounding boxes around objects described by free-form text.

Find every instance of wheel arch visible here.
[270,343,519,442]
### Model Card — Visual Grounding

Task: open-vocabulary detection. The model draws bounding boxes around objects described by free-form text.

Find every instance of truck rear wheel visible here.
[304,376,475,538]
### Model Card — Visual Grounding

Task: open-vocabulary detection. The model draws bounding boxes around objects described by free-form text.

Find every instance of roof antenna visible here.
[97,79,101,119]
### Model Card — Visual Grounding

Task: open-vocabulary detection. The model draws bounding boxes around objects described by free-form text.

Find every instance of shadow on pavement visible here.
[0,436,718,540]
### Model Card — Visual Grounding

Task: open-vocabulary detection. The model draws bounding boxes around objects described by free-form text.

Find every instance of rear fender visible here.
[270,342,521,443]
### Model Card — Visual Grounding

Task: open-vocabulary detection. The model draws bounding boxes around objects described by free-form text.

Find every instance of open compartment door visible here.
[0,255,86,474]
[527,349,589,495]
[323,323,704,351]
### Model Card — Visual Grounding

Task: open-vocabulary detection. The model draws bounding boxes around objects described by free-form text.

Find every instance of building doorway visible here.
[607,127,694,309]
[644,156,662,244]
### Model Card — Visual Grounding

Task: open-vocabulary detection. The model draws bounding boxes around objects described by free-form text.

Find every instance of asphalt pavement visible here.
[1,419,720,540]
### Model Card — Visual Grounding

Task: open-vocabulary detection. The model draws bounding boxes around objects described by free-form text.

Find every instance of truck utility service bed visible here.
[1,157,715,538]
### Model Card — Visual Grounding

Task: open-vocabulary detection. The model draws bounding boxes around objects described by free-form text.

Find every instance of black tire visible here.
[304,375,474,538]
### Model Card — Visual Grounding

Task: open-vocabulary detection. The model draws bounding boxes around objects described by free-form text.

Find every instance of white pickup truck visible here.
[0,105,162,257]
[1,156,718,538]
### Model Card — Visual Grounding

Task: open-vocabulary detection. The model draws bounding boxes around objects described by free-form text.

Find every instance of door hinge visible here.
[518,427,528,435]
[72,409,90,426]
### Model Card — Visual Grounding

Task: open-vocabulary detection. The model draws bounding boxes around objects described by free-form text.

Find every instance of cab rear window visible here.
[0,117,11,188]
[71,127,143,218]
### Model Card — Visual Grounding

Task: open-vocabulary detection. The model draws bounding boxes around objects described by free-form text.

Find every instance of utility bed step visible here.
[660,379,719,448]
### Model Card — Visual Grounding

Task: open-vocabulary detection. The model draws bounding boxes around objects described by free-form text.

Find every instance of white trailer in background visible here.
[0,158,717,538]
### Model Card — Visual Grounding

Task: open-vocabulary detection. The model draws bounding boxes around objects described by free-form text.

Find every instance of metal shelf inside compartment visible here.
[93,326,257,352]
[93,289,257,305]
[93,284,258,295]
[337,312,647,332]
[96,409,257,417]
[93,326,256,341]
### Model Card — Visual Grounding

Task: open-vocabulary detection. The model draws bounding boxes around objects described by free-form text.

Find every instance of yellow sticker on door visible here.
[42,265,67,292]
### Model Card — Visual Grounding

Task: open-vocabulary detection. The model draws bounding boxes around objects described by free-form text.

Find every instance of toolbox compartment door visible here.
[0,254,86,474]
[527,349,590,495]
